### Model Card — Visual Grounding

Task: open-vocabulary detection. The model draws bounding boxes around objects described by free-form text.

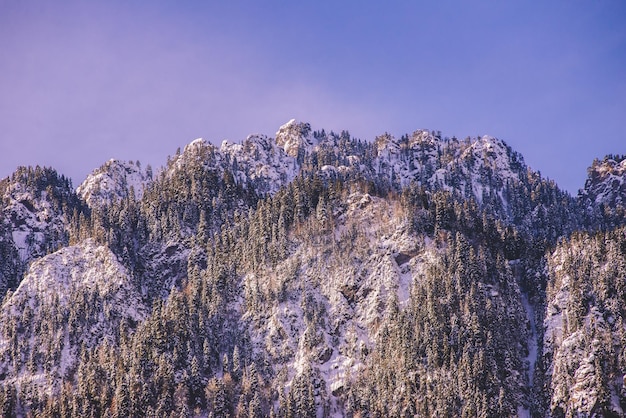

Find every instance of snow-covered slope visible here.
[542,232,626,417]
[240,191,532,416]
[179,122,529,220]
[77,159,152,207]
[12,238,142,306]
[243,193,414,414]
[1,170,70,261]
[0,166,79,295]
[167,133,299,197]
[371,130,525,210]
[147,121,531,225]
[1,120,623,416]
[0,239,147,391]
[220,133,300,195]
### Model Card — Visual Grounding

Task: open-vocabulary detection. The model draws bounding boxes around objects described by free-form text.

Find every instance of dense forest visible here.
[0,120,625,417]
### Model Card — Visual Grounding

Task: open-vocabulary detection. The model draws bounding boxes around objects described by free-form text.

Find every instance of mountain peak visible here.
[580,154,626,206]
[77,159,152,207]
[275,119,315,157]
[184,137,209,153]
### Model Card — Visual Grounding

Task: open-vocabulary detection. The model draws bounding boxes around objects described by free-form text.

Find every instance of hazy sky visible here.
[1,1,625,194]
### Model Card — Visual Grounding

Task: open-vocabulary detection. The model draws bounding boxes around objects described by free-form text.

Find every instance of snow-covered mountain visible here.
[170,121,528,212]
[77,159,152,208]
[579,154,626,207]
[0,239,147,393]
[370,131,526,211]
[241,190,533,416]
[274,119,317,158]
[542,228,626,417]
[0,120,624,417]
[0,166,82,296]
[186,131,299,196]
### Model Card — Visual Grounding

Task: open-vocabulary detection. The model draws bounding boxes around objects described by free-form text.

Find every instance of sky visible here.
[1,1,625,194]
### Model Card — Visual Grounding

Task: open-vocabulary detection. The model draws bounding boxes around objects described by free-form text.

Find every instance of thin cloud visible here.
[0,1,624,194]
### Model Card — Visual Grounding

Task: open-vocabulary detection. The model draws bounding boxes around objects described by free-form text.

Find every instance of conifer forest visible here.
[1,120,626,417]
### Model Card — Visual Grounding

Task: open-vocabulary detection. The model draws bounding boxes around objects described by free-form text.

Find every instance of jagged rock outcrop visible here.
[275,119,315,158]
[580,155,626,207]
[542,228,626,417]
[77,159,152,208]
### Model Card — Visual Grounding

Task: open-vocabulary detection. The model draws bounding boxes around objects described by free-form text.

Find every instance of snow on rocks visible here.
[10,239,143,312]
[77,159,152,207]
[275,119,316,158]
[168,129,302,197]
[0,239,147,389]
[1,175,69,264]
[220,133,300,195]
[580,155,626,207]
[543,242,624,417]
[368,130,524,211]
[241,192,429,414]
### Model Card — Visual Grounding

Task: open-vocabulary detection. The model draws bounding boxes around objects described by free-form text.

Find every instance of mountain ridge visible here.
[0,120,624,417]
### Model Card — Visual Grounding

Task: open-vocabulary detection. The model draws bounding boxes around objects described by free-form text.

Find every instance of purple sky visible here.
[1,1,625,194]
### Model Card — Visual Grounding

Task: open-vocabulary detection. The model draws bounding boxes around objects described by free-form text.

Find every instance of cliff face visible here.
[580,155,626,207]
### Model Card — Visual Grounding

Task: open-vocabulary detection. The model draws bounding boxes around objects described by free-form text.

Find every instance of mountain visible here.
[0,120,624,417]
[579,155,626,207]
[77,159,152,208]
[0,166,85,296]
[0,239,147,392]
[541,227,626,417]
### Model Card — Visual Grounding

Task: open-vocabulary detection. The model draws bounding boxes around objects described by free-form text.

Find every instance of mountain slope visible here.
[0,166,84,296]
[542,228,626,417]
[0,239,147,398]
[0,120,623,417]
[77,159,152,208]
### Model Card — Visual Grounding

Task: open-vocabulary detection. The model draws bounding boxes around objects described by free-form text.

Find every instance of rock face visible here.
[275,119,315,158]
[243,192,421,415]
[580,155,626,207]
[77,159,152,208]
[0,120,624,417]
